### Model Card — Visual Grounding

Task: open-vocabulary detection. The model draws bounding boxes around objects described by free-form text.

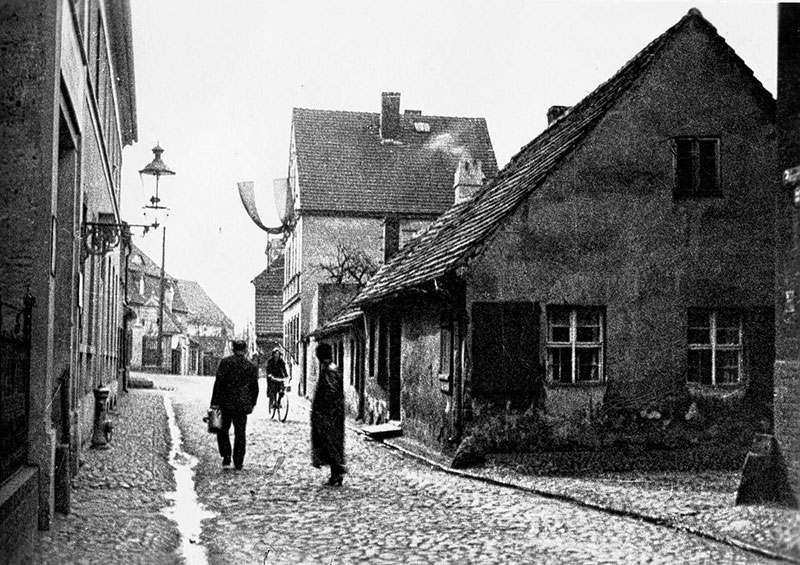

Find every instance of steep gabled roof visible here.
[174,280,234,330]
[354,9,774,306]
[293,106,498,216]
[251,254,284,290]
[127,244,175,305]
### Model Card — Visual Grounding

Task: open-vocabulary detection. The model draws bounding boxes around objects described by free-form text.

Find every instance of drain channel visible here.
[162,394,215,565]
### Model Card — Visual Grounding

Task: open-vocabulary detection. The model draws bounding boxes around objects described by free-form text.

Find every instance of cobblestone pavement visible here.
[19,389,181,565]
[389,439,800,563]
[157,374,781,565]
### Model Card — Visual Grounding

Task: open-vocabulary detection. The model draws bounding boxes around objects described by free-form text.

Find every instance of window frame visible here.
[687,308,743,386]
[545,306,605,385]
[673,136,721,199]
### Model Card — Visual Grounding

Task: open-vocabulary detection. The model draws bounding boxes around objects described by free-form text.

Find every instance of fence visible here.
[0,294,34,484]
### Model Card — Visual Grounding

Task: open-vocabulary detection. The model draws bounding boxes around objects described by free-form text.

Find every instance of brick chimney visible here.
[454,158,484,203]
[547,105,571,125]
[380,92,401,143]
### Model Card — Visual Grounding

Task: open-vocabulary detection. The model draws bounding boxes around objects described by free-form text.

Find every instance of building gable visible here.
[355,9,775,307]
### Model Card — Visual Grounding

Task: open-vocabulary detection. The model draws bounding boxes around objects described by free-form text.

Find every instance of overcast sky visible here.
[120,1,778,335]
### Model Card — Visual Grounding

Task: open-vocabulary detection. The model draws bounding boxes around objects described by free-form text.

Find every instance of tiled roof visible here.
[161,309,184,335]
[293,106,497,216]
[174,280,234,330]
[251,255,284,291]
[127,244,175,305]
[312,306,363,338]
[354,10,774,306]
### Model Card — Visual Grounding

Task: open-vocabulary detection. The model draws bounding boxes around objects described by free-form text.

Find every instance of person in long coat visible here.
[311,343,346,486]
[211,340,259,470]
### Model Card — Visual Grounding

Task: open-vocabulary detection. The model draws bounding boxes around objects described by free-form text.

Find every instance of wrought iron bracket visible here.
[81,221,159,256]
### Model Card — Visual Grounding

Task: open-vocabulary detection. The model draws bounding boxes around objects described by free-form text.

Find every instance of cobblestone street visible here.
[19,374,794,564]
[163,374,781,565]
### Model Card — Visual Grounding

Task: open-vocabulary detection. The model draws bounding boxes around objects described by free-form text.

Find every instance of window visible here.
[674,137,720,198]
[546,306,604,384]
[687,309,742,385]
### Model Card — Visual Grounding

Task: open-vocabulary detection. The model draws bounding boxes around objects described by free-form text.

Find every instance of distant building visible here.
[0,0,136,558]
[251,242,285,357]
[126,244,233,375]
[274,92,497,396]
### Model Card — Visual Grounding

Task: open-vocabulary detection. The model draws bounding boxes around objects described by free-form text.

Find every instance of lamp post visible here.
[139,144,175,371]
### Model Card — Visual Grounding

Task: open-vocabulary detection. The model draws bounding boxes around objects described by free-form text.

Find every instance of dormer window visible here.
[673,137,720,198]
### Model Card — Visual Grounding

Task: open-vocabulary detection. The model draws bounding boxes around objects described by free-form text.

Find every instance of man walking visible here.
[211,340,259,470]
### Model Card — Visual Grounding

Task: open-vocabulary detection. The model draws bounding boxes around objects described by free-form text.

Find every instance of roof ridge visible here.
[294,106,490,122]
[354,8,758,306]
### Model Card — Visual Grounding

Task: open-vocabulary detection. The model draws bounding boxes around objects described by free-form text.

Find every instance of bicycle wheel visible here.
[278,392,289,422]
[270,394,278,419]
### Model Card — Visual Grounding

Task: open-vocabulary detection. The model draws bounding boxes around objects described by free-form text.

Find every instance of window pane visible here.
[688,349,712,384]
[576,309,601,343]
[577,348,600,381]
[576,327,599,342]
[716,350,740,384]
[548,308,571,342]
[548,347,572,383]
[716,311,741,345]
[688,310,711,344]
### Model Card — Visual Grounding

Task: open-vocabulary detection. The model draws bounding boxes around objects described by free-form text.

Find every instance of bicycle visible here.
[268,376,290,422]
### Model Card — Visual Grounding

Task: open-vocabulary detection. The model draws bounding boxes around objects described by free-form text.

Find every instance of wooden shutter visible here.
[471,302,540,405]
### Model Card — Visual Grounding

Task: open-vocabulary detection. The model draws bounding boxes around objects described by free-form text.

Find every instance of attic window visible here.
[131,254,143,265]
[413,122,431,133]
[673,137,720,198]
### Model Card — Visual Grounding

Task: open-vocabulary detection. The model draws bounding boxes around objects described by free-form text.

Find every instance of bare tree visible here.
[317,244,380,287]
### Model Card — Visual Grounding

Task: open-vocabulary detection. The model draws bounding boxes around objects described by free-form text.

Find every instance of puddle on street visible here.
[162,395,216,565]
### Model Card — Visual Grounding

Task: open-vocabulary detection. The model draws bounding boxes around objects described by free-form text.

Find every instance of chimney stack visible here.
[454,158,484,203]
[380,92,401,143]
[547,105,571,125]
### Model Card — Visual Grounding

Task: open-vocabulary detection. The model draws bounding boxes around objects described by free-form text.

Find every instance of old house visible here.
[126,244,233,375]
[347,9,776,446]
[0,0,137,558]
[275,92,497,396]
[173,279,234,375]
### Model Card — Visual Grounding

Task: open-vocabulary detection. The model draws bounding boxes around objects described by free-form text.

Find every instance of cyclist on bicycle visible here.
[266,347,289,410]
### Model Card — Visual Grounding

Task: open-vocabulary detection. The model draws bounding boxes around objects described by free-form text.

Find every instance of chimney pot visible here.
[381,92,401,143]
[454,158,484,203]
[547,105,571,125]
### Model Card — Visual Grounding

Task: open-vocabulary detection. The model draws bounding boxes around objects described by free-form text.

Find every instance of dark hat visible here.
[232,340,247,352]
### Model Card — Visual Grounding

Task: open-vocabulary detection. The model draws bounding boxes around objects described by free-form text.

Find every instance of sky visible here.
[120,1,778,335]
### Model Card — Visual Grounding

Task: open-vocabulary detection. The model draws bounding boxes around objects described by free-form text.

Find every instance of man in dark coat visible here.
[311,343,346,486]
[211,340,259,470]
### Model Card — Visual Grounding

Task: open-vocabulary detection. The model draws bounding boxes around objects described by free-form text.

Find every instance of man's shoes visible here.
[325,475,343,487]
[222,456,231,468]
[234,464,243,471]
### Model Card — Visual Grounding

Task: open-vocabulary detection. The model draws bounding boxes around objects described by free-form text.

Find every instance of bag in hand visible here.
[203,406,223,433]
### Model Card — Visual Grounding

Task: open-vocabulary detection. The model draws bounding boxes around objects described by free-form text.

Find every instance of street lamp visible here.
[139,144,175,370]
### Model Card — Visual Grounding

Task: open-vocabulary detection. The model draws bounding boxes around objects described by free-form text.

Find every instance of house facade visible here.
[347,10,776,446]
[276,93,497,397]
[0,0,136,558]
[252,242,285,357]
[126,244,233,375]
